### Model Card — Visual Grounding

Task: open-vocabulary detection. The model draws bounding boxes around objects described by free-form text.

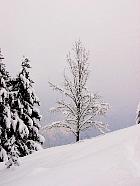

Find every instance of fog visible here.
[0,0,140,132]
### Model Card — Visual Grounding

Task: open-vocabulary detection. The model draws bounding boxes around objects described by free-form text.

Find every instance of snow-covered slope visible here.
[1,125,140,186]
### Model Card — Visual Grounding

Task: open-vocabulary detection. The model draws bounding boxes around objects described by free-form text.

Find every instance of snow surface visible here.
[1,125,140,186]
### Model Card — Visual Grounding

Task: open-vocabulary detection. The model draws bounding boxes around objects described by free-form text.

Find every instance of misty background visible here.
[0,0,140,145]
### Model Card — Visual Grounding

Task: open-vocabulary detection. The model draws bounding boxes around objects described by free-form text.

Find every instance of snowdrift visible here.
[1,125,140,186]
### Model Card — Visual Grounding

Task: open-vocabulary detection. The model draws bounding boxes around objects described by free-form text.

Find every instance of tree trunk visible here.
[76,131,80,142]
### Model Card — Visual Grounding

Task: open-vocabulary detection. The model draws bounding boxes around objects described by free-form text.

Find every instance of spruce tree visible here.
[0,49,10,162]
[0,49,20,167]
[11,57,44,156]
[0,52,44,168]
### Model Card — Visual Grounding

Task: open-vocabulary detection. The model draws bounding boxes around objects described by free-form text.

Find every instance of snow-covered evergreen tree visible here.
[0,51,11,159]
[0,50,20,167]
[11,57,44,156]
[48,41,110,142]
[136,102,140,124]
[0,52,44,168]
[0,50,10,162]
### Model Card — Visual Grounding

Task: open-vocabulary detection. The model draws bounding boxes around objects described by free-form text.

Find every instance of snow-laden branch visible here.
[42,121,77,136]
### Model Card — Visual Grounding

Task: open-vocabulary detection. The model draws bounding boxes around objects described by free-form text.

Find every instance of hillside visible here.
[0,125,140,186]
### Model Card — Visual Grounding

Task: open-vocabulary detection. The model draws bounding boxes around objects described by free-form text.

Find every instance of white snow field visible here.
[1,125,140,186]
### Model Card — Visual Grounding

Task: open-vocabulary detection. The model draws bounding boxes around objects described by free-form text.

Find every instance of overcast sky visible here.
[0,0,140,131]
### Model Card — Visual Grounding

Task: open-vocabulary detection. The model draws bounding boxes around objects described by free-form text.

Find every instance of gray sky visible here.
[0,0,140,131]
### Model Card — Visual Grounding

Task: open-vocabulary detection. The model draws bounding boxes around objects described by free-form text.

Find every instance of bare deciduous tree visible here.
[48,41,109,142]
